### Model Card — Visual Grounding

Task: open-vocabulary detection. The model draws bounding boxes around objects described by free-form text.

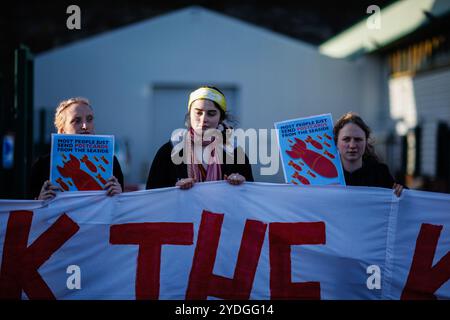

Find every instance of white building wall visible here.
[34,6,382,185]
[414,67,450,177]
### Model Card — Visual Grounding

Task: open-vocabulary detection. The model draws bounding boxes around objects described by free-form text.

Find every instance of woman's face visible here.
[59,103,95,134]
[337,123,366,164]
[189,99,221,135]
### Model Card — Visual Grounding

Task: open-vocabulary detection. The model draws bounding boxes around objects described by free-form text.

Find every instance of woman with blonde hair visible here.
[30,97,124,200]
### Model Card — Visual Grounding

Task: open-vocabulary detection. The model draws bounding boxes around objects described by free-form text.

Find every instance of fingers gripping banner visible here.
[0,182,449,300]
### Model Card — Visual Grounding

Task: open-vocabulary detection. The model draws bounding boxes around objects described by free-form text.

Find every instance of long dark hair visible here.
[333,112,379,162]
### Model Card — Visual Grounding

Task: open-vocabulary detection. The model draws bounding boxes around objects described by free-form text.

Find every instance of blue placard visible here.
[50,134,115,191]
[275,113,346,186]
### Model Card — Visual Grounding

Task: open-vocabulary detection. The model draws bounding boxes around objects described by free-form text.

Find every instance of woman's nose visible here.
[199,114,207,124]
[81,122,87,130]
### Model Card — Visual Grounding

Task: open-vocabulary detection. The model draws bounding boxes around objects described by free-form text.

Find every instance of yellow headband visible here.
[188,87,227,112]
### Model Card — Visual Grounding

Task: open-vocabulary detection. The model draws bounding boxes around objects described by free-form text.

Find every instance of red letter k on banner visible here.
[0,211,80,299]
[401,223,450,300]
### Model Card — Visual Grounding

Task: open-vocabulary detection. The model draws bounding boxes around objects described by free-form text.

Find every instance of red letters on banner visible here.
[186,210,267,299]
[401,223,450,300]
[110,222,194,299]
[0,211,79,299]
[0,209,328,300]
[269,222,326,299]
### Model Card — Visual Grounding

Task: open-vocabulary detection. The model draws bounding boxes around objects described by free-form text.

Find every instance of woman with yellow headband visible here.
[146,86,253,190]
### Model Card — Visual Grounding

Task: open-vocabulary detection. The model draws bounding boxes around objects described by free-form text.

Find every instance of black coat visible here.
[30,154,124,199]
[146,141,254,189]
[344,159,395,188]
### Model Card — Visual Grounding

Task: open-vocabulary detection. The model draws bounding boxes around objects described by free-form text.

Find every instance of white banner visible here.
[0,182,449,300]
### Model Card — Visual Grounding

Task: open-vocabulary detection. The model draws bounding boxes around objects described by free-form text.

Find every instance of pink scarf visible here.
[186,128,222,182]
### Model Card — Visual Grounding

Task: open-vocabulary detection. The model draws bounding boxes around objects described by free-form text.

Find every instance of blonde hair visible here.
[54,97,92,132]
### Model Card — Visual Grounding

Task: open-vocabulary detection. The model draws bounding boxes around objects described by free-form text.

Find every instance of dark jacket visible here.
[146,141,254,189]
[30,154,124,199]
[344,159,395,188]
